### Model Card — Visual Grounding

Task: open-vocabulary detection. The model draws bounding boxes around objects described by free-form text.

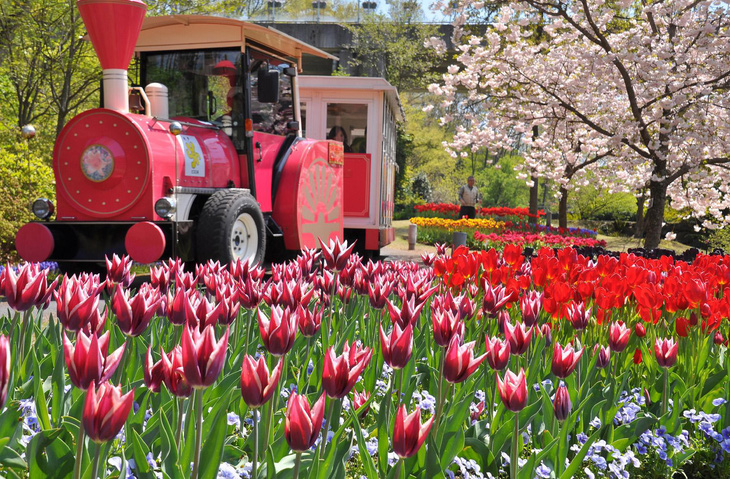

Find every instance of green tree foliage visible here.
[0,139,55,261]
[346,0,443,91]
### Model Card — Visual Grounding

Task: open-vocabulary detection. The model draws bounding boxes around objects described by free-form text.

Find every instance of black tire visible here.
[195,190,266,266]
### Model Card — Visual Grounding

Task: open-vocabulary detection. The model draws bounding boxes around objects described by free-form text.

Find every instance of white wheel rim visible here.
[230,213,259,262]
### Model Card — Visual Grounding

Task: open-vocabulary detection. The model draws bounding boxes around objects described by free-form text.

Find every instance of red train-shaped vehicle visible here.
[15,0,400,271]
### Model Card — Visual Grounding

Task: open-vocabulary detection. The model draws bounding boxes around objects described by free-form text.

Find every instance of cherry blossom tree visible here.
[428,0,730,248]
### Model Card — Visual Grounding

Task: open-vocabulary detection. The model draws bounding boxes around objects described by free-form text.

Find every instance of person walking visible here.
[458,176,481,219]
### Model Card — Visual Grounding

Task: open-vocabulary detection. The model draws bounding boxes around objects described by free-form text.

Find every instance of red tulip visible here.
[0,334,9,409]
[676,317,690,337]
[633,348,643,364]
[167,288,199,326]
[715,331,726,346]
[505,320,533,356]
[322,341,372,399]
[237,277,263,309]
[654,338,678,368]
[392,404,434,458]
[149,265,171,294]
[285,392,326,451]
[566,301,590,331]
[319,237,356,271]
[297,305,322,337]
[2,263,57,312]
[380,322,413,370]
[55,274,104,332]
[160,346,193,397]
[594,344,611,369]
[63,331,125,390]
[553,384,571,422]
[82,381,134,443]
[387,296,425,329]
[432,309,464,348]
[353,391,371,419]
[230,258,265,282]
[241,355,283,408]
[485,336,511,371]
[104,254,135,290]
[212,289,241,326]
[481,281,511,317]
[635,323,646,338]
[181,324,229,389]
[258,305,297,356]
[111,284,161,337]
[443,335,486,384]
[520,291,543,327]
[551,341,584,378]
[497,368,528,412]
[608,321,631,353]
[368,278,392,309]
[144,346,165,393]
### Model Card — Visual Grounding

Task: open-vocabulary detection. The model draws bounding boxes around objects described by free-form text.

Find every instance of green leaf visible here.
[51,348,66,428]
[0,445,28,470]
[27,428,75,479]
[158,405,184,479]
[130,429,156,479]
[611,415,657,451]
[199,390,234,479]
[438,394,470,469]
[560,426,605,479]
[35,381,52,431]
[350,410,379,479]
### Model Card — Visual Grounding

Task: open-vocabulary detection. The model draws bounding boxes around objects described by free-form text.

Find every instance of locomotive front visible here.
[15,0,344,270]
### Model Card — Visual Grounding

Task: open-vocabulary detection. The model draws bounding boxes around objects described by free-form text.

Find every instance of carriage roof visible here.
[135,15,337,68]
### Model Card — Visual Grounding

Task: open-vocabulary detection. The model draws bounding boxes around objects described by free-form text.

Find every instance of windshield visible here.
[142,49,243,123]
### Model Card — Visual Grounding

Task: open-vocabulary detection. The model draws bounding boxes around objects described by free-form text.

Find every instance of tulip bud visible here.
[608,321,631,353]
[258,305,297,356]
[593,344,611,369]
[285,392,325,452]
[553,384,571,422]
[654,338,678,368]
[323,341,372,399]
[485,336,510,371]
[392,405,434,458]
[63,331,125,390]
[432,310,463,348]
[505,320,533,356]
[689,311,698,326]
[319,237,356,272]
[470,401,485,422]
[0,335,9,410]
[566,301,590,331]
[2,263,57,312]
[297,305,322,337]
[551,341,584,378]
[497,310,510,335]
[380,322,413,370]
[104,254,135,291]
[520,291,543,327]
[443,335,487,384]
[181,325,229,389]
[352,391,371,419]
[144,346,165,393]
[161,346,193,398]
[241,355,283,408]
[112,284,161,337]
[643,388,652,405]
[714,331,725,346]
[83,381,134,443]
[497,368,528,412]
[635,323,646,338]
[540,324,552,346]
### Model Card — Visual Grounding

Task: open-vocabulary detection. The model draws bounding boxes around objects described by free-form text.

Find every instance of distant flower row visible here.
[474,230,606,249]
[414,203,545,219]
[409,216,505,232]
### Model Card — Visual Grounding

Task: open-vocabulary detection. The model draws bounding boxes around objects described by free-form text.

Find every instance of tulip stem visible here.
[191,389,204,479]
[175,397,185,450]
[489,373,497,427]
[396,368,405,405]
[261,389,275,461]
[317,397,335,465]
[511,413,519,479]
[292,452,302,479]
[73,422,85,479]
[90,442,102,479]
[433,351,446,437]
[252,409,259,479]
[244,309,252,355]
[395,457,403,479]
[17,310,31,364]
[662,368,669,416]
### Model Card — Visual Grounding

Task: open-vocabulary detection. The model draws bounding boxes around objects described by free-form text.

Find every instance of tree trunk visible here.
[559,186,568,229]
[634,192,646,238]
[643,181,667,249]
[529,175,539,225]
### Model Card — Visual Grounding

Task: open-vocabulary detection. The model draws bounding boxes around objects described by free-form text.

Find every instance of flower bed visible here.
[0,244,729,479]
[414,203,545,220]
[474,230,607,249]
[409,217,506,248]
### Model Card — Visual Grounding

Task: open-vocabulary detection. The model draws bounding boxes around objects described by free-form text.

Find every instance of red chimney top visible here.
[77,0,147,71]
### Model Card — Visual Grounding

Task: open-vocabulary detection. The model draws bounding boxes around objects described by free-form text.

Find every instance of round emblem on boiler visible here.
[80,144,114,182]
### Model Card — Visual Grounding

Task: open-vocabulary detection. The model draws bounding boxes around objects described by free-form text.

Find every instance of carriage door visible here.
[326,103,371,219]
